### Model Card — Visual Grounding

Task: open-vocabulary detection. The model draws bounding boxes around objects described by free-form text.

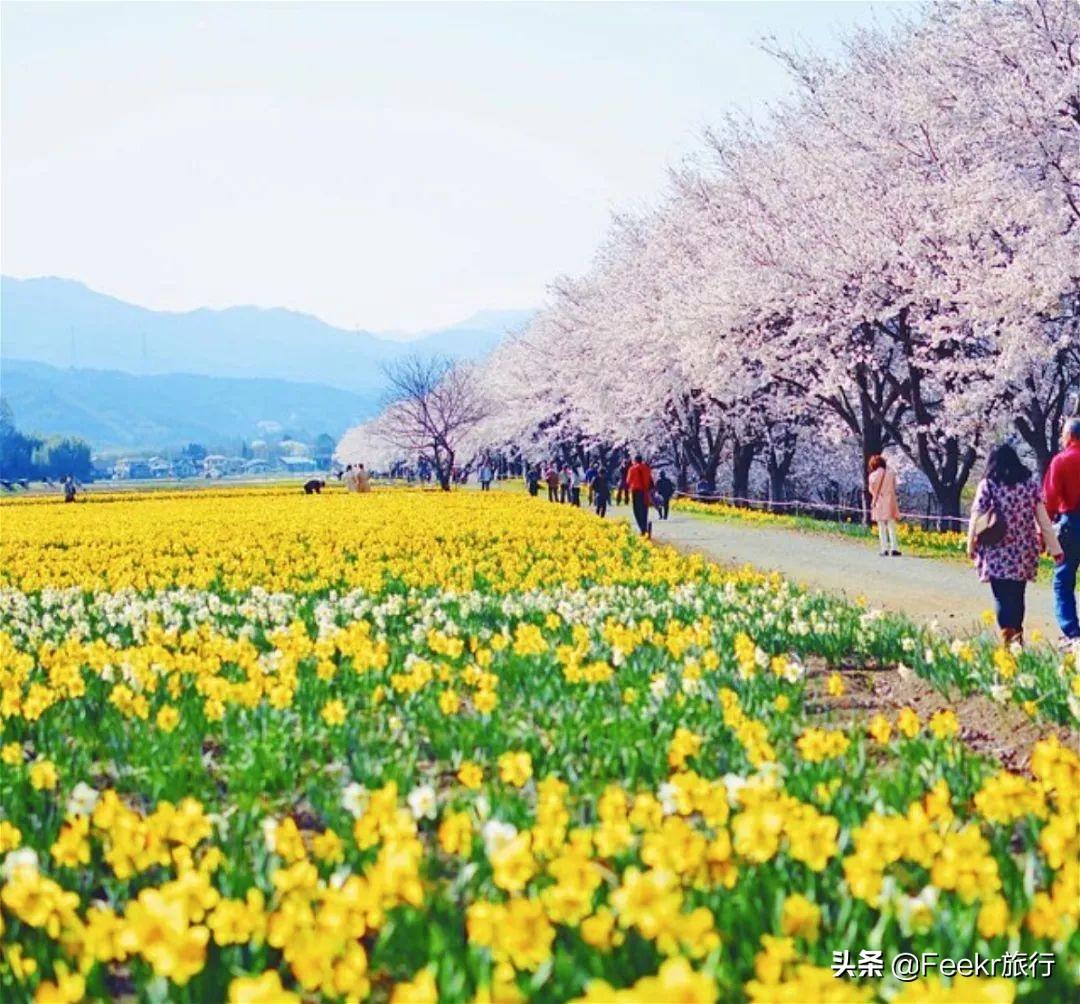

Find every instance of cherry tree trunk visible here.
[731,441,756,506]
[768,469,788,507]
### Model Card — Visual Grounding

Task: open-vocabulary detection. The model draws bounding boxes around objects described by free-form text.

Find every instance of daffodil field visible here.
[1,488,1077,1003]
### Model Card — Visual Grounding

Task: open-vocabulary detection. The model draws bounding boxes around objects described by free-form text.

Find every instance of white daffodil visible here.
[407,784,437,821]
[261,818,279,852]
[658,782,679,815]
[722,773,748,807]
[481,819,517,857]
[342,783,368,818]
[2,847,39,880]
[66,781,100,817]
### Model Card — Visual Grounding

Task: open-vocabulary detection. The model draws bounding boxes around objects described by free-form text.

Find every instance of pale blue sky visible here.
[2,1,905,332]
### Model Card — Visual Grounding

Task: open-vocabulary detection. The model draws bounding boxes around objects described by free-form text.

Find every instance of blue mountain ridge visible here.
[0,359,380,451]
[0,276,531,451]
[1,276,528,393]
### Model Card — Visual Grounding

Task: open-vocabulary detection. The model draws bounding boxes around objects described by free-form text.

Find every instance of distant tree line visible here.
[0,399,93,481]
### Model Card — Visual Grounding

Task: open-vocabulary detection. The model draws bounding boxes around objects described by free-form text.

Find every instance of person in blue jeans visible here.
[1043,417,1080,642]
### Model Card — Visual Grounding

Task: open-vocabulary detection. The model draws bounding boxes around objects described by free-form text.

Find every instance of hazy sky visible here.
[2,1,903,333]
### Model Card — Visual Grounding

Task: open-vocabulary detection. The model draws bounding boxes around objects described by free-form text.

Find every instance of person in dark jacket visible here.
[545,466,560,502]
[655,471,675,520]
[592,469,611,518]
[616,460,631,506]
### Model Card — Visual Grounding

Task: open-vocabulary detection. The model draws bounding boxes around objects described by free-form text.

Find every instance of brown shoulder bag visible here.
[973,482,1007,548]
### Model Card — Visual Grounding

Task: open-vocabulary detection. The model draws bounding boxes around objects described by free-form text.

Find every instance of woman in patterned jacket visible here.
[967,444,1063,646]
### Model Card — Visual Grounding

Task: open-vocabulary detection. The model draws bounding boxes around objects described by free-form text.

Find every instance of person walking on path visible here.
[616,460,631,506]
[966,444,1062,646]
[654,471,675,520]
[626,455,654,537]
[592,469,611,518]
[868,455,901,556]
[560,466,574,503]
[545,466,560,503]
[478,461,494,492]
[1043,417,1080,643]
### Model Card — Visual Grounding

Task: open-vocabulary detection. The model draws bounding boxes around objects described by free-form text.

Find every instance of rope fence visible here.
[674,490,972,529]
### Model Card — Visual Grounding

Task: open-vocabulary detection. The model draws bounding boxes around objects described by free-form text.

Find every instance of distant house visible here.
[242,459,271,475]
[201,456,248,478]
[147,457,174,479]
[278,455,317,473]
[113,458,152,480]
[201,455,229,478]
[279,439,310,457]
[172,457,198,479]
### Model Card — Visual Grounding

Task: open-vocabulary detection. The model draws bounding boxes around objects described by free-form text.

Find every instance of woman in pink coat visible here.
[868,455,901,556]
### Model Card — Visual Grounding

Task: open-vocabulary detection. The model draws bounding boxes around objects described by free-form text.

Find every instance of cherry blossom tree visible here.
[338,357,488,490]
[361,1,1078,519]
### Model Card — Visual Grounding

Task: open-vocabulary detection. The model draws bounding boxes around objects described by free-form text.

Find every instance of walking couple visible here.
[621,455,674,536]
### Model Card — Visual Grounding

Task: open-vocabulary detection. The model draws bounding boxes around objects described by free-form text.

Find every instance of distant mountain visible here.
[0,359,377,451]
[374,310,534,343]
[0,276,530,395]
[408,309,535,357]
[405,326,507,360]
[440,309,536,333]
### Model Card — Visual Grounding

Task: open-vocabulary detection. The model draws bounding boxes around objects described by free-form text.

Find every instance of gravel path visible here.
[619,508,1060,639]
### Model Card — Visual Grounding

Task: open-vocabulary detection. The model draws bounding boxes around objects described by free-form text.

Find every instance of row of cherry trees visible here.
[338,2,1078,516]
[466,0,1079,517]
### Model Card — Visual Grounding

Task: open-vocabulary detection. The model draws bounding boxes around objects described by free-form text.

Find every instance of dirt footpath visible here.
[629,509,1060,640]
